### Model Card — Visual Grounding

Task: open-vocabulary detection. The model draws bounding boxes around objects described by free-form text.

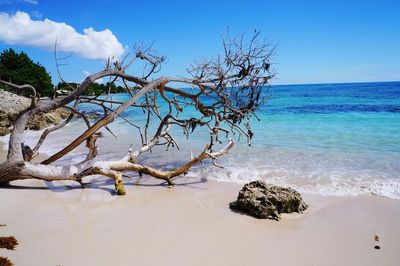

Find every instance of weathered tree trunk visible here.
[0,141,234,195]
[0,75,235,194]
[0,31,273,195]
[0,161,27,183]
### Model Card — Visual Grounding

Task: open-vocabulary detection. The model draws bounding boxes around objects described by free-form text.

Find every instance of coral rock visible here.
[230,180,308,220]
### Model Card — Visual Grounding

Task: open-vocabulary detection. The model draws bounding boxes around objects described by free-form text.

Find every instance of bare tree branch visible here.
[0,31,273,195]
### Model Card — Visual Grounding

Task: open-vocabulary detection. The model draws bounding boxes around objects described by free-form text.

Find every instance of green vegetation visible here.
[0,48,53,97]
[0,48,126,97]
[57,81,125,96]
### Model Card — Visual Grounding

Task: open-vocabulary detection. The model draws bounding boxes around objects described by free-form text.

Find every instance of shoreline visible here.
[1,139,400,265]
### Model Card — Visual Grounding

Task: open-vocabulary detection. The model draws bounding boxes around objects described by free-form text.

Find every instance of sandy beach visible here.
[1,144,399,266]
[1,0,399,265]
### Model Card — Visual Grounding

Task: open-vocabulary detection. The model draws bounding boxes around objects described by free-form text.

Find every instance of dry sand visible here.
[1,144,400,266]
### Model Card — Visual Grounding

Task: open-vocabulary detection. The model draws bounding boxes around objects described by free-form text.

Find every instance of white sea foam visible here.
[186,146,400,199]
[191,166,400,199]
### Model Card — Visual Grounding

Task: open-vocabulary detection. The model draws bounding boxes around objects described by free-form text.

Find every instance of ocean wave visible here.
[190,164,400,199]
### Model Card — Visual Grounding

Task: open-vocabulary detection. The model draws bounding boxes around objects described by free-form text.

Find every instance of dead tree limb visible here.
[0,31,274,195]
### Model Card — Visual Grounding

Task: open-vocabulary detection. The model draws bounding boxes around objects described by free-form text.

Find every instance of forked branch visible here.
[0,31,273,195]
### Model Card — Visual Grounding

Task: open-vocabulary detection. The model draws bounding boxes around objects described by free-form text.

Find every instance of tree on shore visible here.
[56,81,126,96]
[0,31,274,195]
[0,48,129,97]
[0,48,54,97]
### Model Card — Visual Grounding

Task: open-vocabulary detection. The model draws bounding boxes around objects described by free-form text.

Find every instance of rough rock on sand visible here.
[0,90,70,135]
[229,180,308,220]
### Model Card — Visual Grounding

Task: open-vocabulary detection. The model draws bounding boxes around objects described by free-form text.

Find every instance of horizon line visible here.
[272,80,400,86]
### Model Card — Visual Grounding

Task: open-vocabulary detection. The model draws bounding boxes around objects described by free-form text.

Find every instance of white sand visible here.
[1,140,400,266]
[0,174,399,266]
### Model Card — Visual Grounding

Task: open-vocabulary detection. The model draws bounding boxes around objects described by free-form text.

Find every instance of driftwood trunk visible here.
[0,31,273,195]
[0,74,235,194]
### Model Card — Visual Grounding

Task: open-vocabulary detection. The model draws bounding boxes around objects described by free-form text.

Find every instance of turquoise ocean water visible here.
[74,81,400,198]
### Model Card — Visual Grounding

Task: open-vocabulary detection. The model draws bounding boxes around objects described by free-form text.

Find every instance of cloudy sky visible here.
[0,0,399,84]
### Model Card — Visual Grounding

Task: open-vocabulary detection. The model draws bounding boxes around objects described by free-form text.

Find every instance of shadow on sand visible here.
[0,175,209,196]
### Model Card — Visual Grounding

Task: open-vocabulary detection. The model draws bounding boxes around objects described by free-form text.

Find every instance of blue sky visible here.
[0,0,399,85]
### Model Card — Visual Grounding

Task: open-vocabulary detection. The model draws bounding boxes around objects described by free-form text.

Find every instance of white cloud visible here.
[22,0,38,5]
[0,11,126,60]
[0,0,39,5]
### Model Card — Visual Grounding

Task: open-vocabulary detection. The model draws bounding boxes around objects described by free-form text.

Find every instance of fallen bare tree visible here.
[0,31,274,195]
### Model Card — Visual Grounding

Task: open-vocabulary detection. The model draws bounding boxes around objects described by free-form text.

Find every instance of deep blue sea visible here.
[72,81,400,198]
